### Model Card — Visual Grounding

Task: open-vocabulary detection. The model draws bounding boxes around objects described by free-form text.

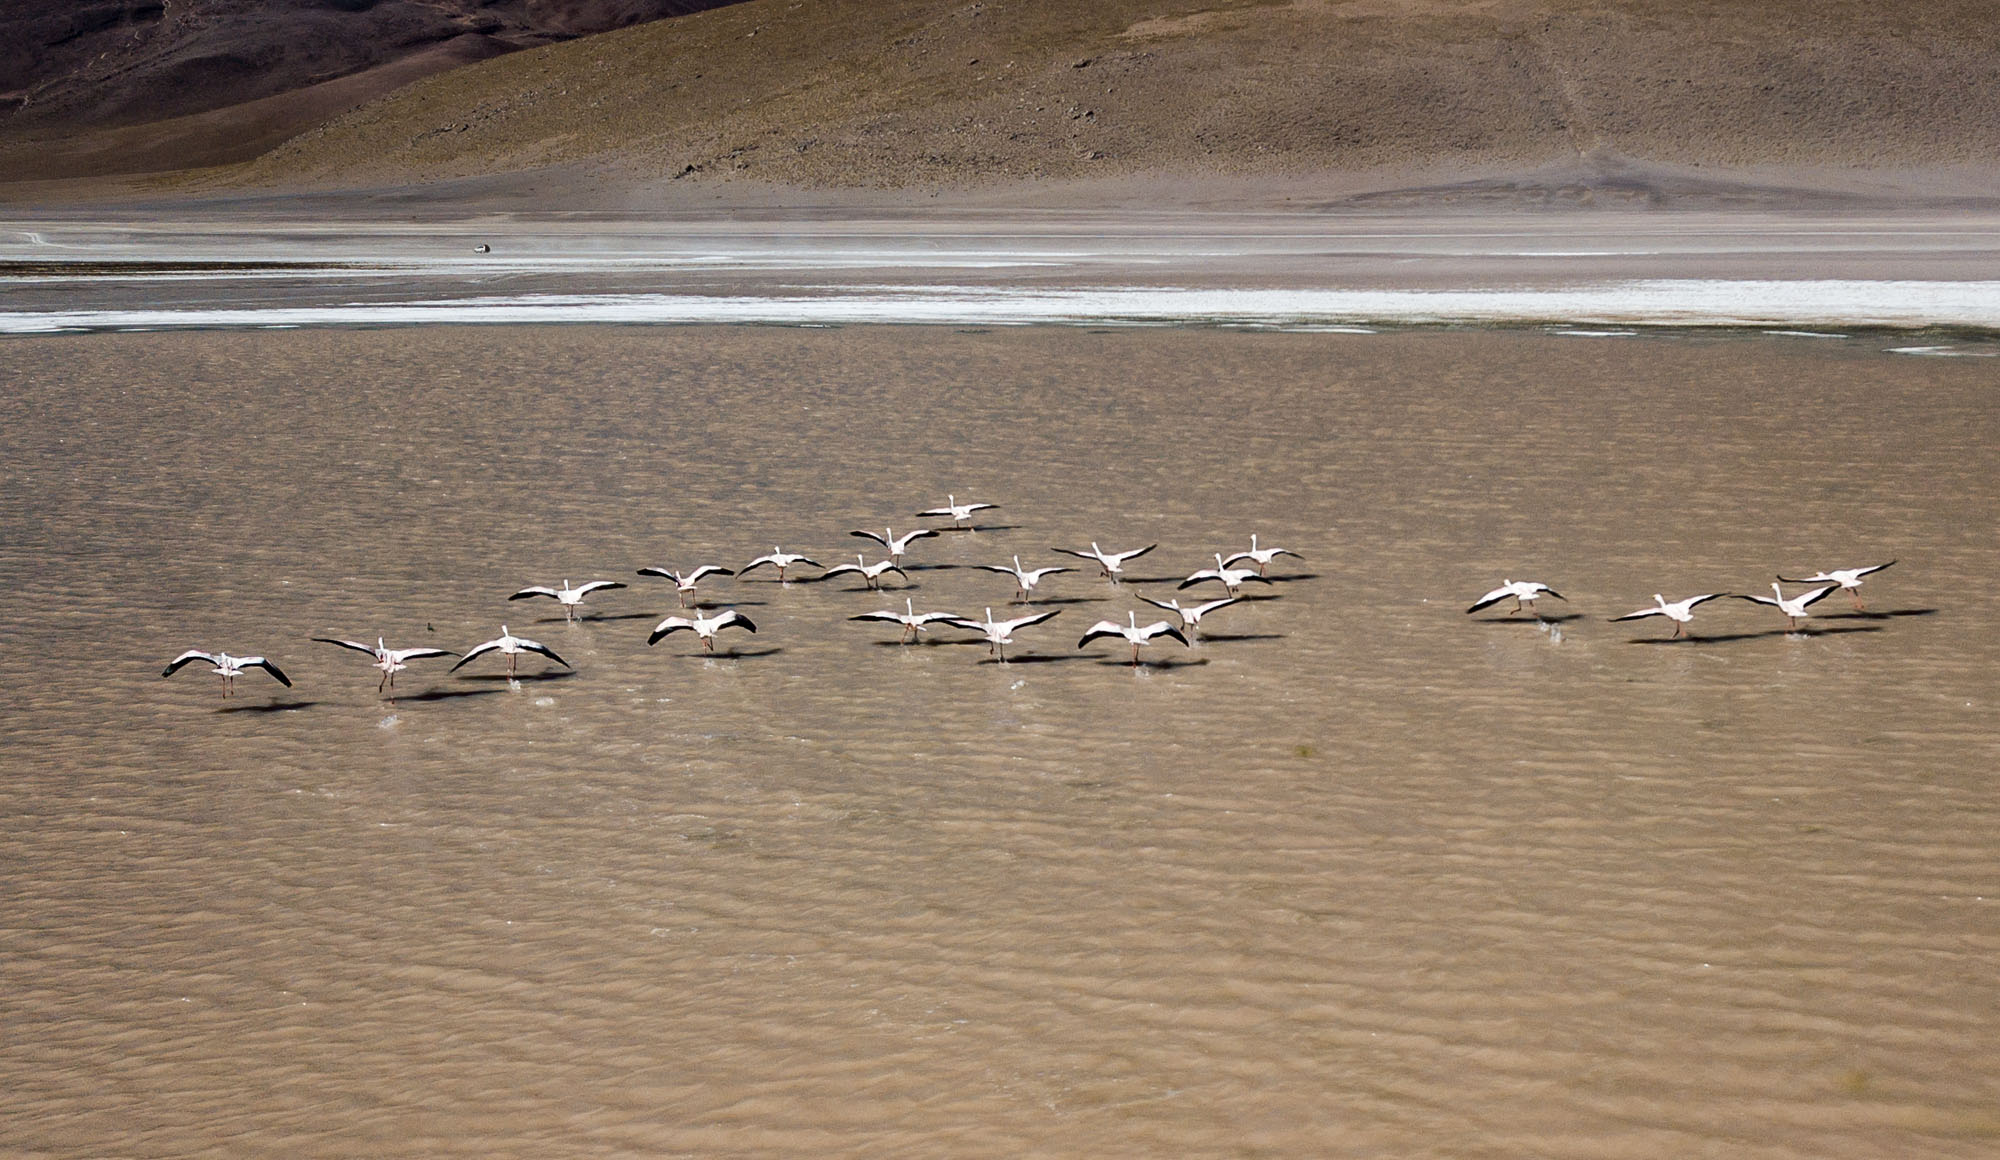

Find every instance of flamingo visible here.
[1179,554,1273,597]
[313,636,458,691]
[161,650,291,696]
[1052,541,1156,580]
[1777,561,1894,610]
[1734,582,1838,630]
[1137,594,1240,640]
[1078,610,1190,665]
[1610,593,1726,638]
[1222,534,1303,576]
[945,607,1061,661]
[450,626,569,675]
[821,554,909,590]
[739,547,821,582]
[636,564,734,608]
[648,608,756,653]
[1466,580,1566,617]
[916,494,997,528]
[850,526,938,566]
[975,555,1074,602]
[509,578,626,620]
[850,597,961,643]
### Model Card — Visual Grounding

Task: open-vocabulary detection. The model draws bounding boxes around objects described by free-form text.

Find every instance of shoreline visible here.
[6,198,2000,336]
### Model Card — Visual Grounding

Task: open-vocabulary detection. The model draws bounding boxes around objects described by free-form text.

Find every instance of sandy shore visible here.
[6,193,2000,334]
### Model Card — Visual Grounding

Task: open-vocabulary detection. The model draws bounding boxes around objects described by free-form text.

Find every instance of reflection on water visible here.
[2,326,1996,1157]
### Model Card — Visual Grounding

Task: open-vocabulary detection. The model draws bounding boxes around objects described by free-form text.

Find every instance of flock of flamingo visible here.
[160,492,1897,697]
[160,495,1312,697]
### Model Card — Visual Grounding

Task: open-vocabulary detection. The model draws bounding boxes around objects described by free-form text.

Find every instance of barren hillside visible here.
[9,0,2000,203]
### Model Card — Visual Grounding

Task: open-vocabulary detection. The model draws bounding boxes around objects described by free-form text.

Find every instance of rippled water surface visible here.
[3,325,1996,1157]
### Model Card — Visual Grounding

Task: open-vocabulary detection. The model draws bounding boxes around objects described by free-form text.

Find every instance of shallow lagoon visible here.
[2,324,1996,1156]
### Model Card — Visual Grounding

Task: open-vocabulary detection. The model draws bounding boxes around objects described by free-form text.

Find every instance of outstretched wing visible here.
[388,646,459,663]
[1797,585,1838,608]
[510,586,560,601]
[1050,548,1098,561]
[636,566,678,579]
[1076,620,1126,646]
[574,580,627,596]
[1189,597,1241,618]
[713,610,757,634]
[1000,609,1061,633]
[1178,571,1219,590]
[162,649,219,677]
[850,529,891,547]
[1610,607,1665,622]
[849,610,907,623]
[312,637,380,656]
[973,563,1021,576]
[820,563,863,579]
[1137,594,1180,613]
[1138,621,1187,644]
[685,566,734,583]
[518,641,570,667]
[240,657,293,687]
[1685,593,1725,608]
[450,639,503,670]
[1465,586,1515,613]
[1112,544,1158,563]
[647,617,696,644]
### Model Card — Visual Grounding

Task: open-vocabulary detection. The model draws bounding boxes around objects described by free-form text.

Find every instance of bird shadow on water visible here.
[1472,613,1585,625]
[1096,656,1213,670]
[979,653,1094,666]
[1627,625,1885,645]
[216,700,320,714]
[388,687,509,703]
[574,612,662,623]
[1195,632,1287,643]
[455,670,579,682]
[675,646,785,660]
[1820,608,1939,621]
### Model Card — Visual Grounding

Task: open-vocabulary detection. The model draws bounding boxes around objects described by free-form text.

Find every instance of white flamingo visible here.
[1466,580,1566,617]
[976,555,1074,602]
[1610,593,1725,638]
[162,650,291,696]
[1077,610,1190,665]
[1179,554,1273,597]
[946,607,1061,661]
[822,554,908,590]
[1222,534,1303,576]
[1138,594,1240,640]
[1734,582,1837,630]
[739,547,821,582]
[313,636,458,691]
[850,526,938,566]
[915,494,997,528]
[850,597,961,644]
[1053,541,1156,580]
[1777,561,1894,610]
[648,608,757,653]
[451,626,569,675]
[636,564,735,608]
[509,578,626,620]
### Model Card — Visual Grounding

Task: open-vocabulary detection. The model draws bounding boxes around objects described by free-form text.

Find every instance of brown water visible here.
[2,325,1996,1157]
